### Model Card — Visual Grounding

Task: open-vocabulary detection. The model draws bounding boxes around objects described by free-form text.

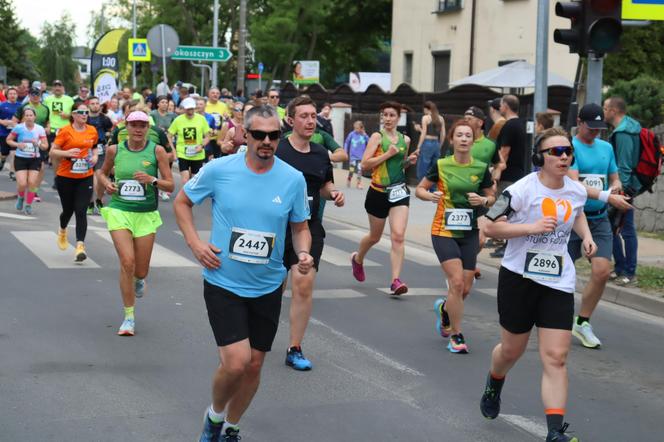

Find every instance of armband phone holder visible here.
[486,191,513,221]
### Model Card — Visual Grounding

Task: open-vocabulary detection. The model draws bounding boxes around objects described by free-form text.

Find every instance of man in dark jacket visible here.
[603,96,641,286]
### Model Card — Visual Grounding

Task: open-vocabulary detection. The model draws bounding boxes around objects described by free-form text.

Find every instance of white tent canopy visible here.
[449,61,573,89]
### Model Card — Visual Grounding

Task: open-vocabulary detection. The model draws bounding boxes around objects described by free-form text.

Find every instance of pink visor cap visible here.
[126,111,150,123]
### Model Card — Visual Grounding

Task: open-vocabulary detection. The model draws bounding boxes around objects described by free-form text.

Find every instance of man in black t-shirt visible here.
[276,96,345,372]
[491,94,527,258]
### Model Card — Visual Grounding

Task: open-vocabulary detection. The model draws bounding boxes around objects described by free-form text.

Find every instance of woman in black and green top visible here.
[350,101,418,296]
[416,119,495,354]
[98,111,174,337]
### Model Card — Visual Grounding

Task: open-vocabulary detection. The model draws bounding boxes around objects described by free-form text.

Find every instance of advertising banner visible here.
[292,60,319,85]
[91,29,127,104]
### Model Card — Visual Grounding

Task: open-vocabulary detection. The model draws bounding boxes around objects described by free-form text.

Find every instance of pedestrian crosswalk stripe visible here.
[322,245,380,267]
[283,289,366,299]
[377,287,442,296]
[93,231,198,267]
[11,231,100,269]
[326,229,438,266]
[0,211,35,220]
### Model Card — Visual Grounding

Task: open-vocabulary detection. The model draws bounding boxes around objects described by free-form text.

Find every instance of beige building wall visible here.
[391,0,579,91]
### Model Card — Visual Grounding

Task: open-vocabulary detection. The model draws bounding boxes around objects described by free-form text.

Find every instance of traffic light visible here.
[554,1,623,56]
[554,2,585,55]
[585,0,622,54]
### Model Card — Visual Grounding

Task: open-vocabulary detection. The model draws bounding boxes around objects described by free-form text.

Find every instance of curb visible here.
[326,213,664,320]
[0,191,16,201]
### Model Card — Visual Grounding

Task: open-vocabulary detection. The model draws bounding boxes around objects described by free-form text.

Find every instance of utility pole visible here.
[236,0,247,95]
[586,52,603,105]
[212,0,219,88]
[534,0,549,118]
[100,2,105,35]
[132,0,137,89]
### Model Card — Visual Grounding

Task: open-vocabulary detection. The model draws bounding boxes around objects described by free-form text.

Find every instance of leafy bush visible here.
[605,75,664,128]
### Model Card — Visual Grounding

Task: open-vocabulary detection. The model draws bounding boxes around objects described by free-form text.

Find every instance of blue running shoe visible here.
[447,333,468,354]
[285,346,312,371]
[434,298,451,338]
[134,278,146,298]
[15,196,24,211]
[199,412,222,442]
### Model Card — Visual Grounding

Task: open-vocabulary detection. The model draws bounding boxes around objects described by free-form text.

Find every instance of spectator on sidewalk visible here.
[535,112,554,135]
[487,98,506,141]
[603,96,641,286]
[344,120,369,189]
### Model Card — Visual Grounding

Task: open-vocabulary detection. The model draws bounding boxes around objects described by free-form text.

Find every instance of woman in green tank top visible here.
[350,101,418,296]
[98,111,174,337]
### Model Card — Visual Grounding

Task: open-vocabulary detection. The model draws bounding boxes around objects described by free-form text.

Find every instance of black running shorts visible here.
[284,220,325,271]
[364,186,410,219]
[203,280,283,352]
[178,158,204,174]
[14,156,41,171]
[431,232,480,270]
[497,266,574,334]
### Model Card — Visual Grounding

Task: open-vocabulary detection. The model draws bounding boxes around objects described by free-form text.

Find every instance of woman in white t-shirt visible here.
[479,127,596,442]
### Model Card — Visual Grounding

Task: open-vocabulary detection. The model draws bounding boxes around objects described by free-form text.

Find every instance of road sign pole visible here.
[586,51,604,105]
[212,0,219,88]
[160,25,167,85]
[132,0,137,89]
[237,0,247,95]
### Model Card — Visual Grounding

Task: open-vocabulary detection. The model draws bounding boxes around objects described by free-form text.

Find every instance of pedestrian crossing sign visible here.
[622,0,664,20]
[128,38,151,61]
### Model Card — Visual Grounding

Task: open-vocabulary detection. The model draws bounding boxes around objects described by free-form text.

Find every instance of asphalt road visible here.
[0,168,663,442]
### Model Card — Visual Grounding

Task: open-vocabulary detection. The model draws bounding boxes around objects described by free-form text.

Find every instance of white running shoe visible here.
[117,318,135,336]
[572,318,601,349]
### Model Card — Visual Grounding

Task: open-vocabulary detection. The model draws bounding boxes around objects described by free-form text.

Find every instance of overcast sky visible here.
[16,0,106,47]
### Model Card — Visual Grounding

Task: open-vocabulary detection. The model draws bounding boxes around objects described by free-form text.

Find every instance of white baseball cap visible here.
[181,97,196,109]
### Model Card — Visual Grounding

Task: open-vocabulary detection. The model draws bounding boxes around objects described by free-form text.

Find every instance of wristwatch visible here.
[151,177,159,187]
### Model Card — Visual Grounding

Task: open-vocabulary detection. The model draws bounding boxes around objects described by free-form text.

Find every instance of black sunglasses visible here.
[248,129,281,141]
[269,95,279,99]
[540,145,573,157]
[73,110,89,115]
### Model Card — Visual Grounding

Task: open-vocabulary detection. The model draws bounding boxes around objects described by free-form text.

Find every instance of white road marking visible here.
[11,231,100,268]
[309,317,424,376]
[378,287,443,297]
[283,289,366,299]
[327,229,439,266]
[94,231,198,267]
[0,211,35,220]
[322,245,380,267]
[501,414,547,439]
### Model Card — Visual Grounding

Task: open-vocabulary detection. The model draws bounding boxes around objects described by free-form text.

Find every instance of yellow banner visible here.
[622,0,664,20]
[91,29,128,104]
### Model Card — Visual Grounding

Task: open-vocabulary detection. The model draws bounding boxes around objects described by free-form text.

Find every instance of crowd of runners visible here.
[0,77,645,442]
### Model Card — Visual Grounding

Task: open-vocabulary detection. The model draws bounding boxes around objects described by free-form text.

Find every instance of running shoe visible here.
[572,318,601,349]
[616,275,638,287]
[160,191,170,201]
[546,423,579,442]
[221,426,241,442]
[390,278,408,296]
[74,242,87,262]
[24,204,32,215]
[198,411,223,442]
[33,194,41,202]
[474,268,482,280]
[134,278,146,298]
[433,298,451,338]
[57,228,68,250]
[15,196,24,211]
[285,346,313,371]
[117,318,135,336]
[480,374,501,419]
[86,204,94,215]
[350,252,365,282]
[9,171,15,181]
[608,271,621,281]
[448,333,468,354]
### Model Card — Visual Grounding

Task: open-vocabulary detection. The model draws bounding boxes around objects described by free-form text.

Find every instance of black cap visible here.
[488,97,501,111]
[578,103,607,129]
[464,106,486,120]
[29,87,40,95]
[53,80,63,86]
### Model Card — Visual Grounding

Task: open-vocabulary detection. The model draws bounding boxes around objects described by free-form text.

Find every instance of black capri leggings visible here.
[56,175,93,242]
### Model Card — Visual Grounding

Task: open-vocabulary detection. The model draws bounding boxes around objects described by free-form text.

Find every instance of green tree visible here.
[38,13,80,92]
[605,75,664,128]
[604,22,664,87]
[0,0,40,82]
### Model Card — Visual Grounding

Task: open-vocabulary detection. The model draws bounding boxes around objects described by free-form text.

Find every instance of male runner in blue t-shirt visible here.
[174,105,312,442]
[568,103,621,349]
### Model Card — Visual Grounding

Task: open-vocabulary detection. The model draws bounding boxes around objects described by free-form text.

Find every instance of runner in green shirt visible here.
[42,80,74,137]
